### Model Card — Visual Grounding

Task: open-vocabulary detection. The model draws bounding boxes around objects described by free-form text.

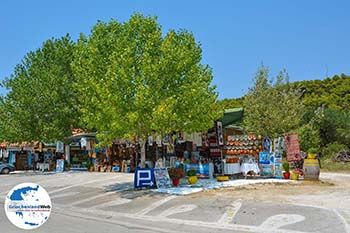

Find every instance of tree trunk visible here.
[140,140,146,168]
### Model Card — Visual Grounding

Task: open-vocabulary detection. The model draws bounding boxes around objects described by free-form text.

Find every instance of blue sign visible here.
[134,168,155,189]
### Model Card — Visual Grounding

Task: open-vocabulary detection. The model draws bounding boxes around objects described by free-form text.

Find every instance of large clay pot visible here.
[303,158,320,180]
[307,153,317,159]
[172,178,180,187]
[188,176,198,185]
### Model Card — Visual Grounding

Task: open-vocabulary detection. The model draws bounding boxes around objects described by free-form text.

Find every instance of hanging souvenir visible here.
[262,137,272,152]
[147,135,153,146]
[80,137,87,149]
[156,135,162,147]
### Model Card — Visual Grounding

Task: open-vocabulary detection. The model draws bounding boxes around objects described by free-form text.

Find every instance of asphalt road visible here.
[0,172,349,233]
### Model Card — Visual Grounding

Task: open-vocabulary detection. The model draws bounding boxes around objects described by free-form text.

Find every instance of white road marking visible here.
[333,209,350,233]
[136,195,177,215]
[53,206,181,233]
[50,192,80,199]
[158,204,197,217]
[48,176,124,194]
[70,190,127,206]
[56,206,308,233]
[91,198,132,209]
[217,199,242,224]
[260,214,305,229]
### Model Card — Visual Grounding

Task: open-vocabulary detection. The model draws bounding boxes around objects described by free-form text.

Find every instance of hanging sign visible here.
[56,141,64,153]
[134,168,155,189]
[216,121,224,146]
[285,133,301,161]
[153,168,172,189]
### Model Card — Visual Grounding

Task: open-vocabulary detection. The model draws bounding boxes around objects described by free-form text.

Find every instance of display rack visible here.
[223,135,262,175]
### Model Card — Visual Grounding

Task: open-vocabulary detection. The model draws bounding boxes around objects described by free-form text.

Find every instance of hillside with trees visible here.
[217,73,350,111]
[218,72,350,168]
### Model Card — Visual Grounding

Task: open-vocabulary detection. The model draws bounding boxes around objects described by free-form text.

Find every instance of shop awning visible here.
[220,108,244,127]
[64,132,97,143]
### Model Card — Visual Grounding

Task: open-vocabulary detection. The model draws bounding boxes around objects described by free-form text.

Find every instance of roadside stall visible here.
[5,142,34,170]
[64,132,96,171]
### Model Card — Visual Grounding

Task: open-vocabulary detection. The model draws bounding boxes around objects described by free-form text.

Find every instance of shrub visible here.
[186,169,196,177]
[322,143,348,160]
[298,124,320,152]
[308,148,318,154]
[282,162,290,172]
[168,167,184,179]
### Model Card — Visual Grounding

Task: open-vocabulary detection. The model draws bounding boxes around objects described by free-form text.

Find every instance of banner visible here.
[216,121,224,146]
[285,133,301,161]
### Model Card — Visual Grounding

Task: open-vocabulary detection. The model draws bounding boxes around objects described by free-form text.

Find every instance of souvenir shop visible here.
[65,133,97,169]
[65,133,137,172]
[102,139,137,173]
[135,107,287,191]
[2,142,35,170]
[143,131,211,177]
[35,142,64,172]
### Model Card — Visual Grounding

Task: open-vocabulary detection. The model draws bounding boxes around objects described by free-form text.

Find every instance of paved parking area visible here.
[0,172,349,233]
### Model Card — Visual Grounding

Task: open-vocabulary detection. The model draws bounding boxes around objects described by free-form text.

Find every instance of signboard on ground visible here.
[55,159,65,172]
[274,152,283,179]
[153,168,172,189]
[134,168,155,189]
[259,152,274,177]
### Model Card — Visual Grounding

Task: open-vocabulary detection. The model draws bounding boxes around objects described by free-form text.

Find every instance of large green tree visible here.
[0,35,82,142]
[243,66,304,137]
[72,14,220,164]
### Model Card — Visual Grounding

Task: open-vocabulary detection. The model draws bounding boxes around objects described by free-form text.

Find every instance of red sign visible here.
[285,133,301,161]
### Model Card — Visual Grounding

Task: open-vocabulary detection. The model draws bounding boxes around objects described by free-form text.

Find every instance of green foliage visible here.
[72,14,221,145]
[298,124,321,152]
[186,169,196,177]
[291,74,350,110]
[299,107,350,152]
[217,97,244,111]
[322,143,348,160]
[0,35,83,142]
[168,167,185,179]
[307,148,318,154]
[320,109,350,147]
[282,162,290,172]
[243,66,304,137]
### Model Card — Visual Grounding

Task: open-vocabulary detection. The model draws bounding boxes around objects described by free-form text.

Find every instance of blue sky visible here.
[1,0,349,99]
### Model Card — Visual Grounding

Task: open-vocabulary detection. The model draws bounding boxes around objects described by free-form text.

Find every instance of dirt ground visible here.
[200,172,350,210]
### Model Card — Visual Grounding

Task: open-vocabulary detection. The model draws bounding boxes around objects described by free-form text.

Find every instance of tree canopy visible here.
[243,66,304,137]
[0,35,82,142]
[291,74,350,110]
[72,14,220,145]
